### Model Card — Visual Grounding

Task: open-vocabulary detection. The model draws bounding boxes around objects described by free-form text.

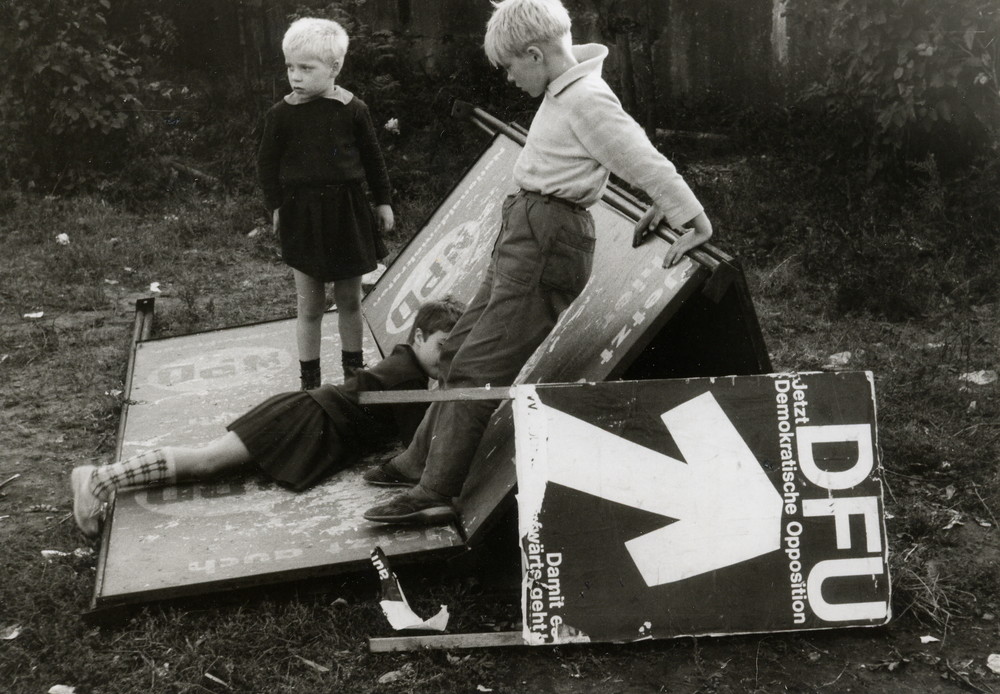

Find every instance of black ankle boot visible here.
[300,359,321,390]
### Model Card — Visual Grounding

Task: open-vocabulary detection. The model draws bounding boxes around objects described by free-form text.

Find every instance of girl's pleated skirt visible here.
[227,390,356,492]
[278,181,387,281]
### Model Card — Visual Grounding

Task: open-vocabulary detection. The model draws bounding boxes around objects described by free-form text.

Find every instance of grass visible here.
[1,123,999,692]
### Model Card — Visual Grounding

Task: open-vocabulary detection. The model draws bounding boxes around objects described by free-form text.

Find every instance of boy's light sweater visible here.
[514,44,704,229]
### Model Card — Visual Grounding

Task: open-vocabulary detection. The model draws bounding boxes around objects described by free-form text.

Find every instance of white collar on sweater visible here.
[547,44,608,97]
[283,84,354,106]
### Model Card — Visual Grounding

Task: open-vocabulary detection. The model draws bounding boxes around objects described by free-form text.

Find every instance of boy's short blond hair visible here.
[483,0,572,67]
[282,17,349,66]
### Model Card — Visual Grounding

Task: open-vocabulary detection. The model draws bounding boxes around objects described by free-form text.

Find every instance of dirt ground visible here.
[2,236,1000,694]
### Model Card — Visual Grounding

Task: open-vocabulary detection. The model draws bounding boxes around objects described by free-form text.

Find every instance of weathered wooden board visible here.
[117,317,380,459]
[94,314,463,608]
[513,373,889,644]
[369,631,526,652]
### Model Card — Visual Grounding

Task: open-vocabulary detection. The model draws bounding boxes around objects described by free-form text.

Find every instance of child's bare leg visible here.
[332,277,363,351]
[91,432,251,499]
[333,277,364,377]
[171,431,252,481]
[71,432,251,537]
[294,270,327,360]
[294,269,326,388]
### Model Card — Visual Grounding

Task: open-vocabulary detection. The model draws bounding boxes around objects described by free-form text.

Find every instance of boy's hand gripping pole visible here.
[632,206,660,248]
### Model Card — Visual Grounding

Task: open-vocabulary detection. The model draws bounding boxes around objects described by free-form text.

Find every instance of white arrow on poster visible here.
[513,373,889,645]
[537,391,784,586]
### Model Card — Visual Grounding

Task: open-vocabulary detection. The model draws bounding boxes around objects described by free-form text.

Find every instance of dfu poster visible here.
[513,372,889,644]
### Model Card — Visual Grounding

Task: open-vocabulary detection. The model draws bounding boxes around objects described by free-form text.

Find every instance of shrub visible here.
[795,0,1000,177]
[0,0,182,191]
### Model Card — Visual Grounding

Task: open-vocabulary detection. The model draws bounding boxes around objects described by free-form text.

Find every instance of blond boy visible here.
[363,0,712,524]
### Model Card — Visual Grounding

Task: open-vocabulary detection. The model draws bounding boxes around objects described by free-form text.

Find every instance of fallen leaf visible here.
[942,510,963,530]
[920,635,941,644]
[48,687,77,694]
[477,686,494,693]
[1,624,22,640]
[55,233,70,245]
[959,370,998,386]
[987,653,1000,674]
[294,655,330,673]
[23,311,44,319]
[865,659,905,672]
[149,282,161,293]
[204,672,230,688]
[378,663,414,684]
[823,351,852,369]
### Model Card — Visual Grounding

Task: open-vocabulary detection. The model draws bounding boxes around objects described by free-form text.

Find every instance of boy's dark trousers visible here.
[392,190,595,497]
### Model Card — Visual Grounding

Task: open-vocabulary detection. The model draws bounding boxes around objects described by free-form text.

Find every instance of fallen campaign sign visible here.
[93,313,463,610]
[513,372,889,644]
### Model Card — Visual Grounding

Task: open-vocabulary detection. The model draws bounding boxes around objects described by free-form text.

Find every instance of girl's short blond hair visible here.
[282,17,349,66]
[483,0,572,67]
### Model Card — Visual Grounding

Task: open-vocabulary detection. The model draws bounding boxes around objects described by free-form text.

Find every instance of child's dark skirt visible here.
[278,182,388,281]
[227,390,357,492]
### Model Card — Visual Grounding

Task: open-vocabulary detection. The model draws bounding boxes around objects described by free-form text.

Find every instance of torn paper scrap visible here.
[370,546,449,632]
[959,370,998,386]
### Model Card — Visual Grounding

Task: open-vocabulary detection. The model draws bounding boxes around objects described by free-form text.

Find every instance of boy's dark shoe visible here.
[362,462,419,488]
[363,494,456,525]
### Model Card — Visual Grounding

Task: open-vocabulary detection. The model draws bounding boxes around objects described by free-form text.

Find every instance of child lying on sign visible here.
[69,298,464,538]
